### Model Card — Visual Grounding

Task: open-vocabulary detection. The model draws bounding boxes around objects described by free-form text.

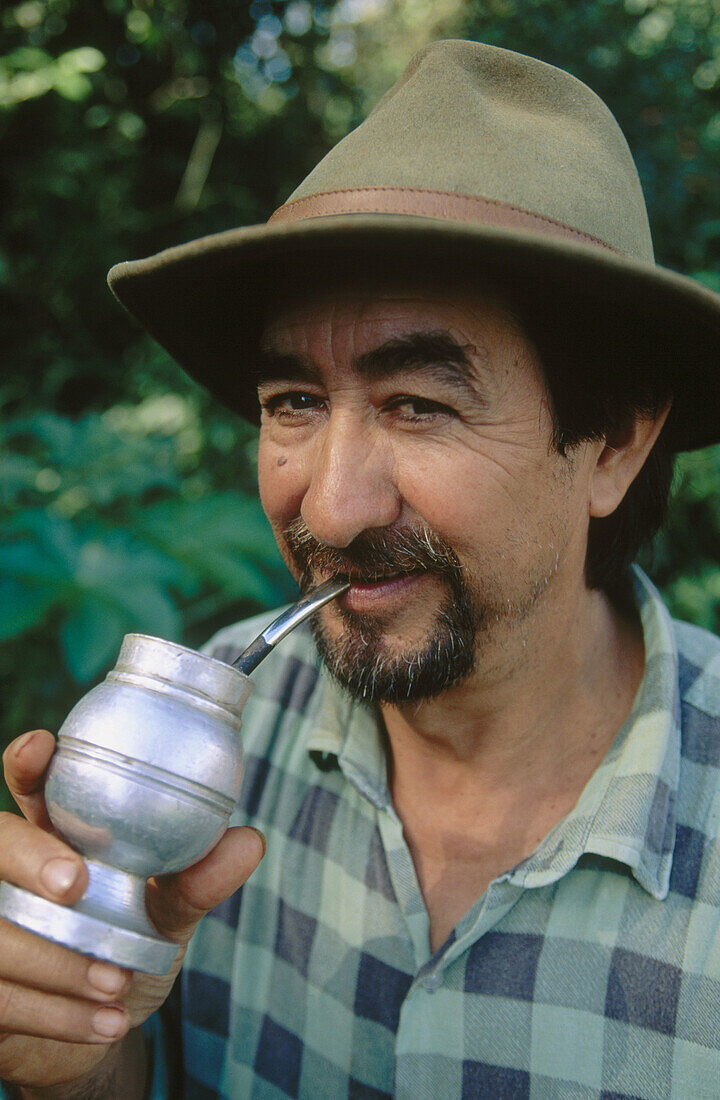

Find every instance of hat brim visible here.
[108,215,720,451]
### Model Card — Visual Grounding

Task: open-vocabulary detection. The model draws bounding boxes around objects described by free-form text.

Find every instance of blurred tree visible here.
[2,0,720,812]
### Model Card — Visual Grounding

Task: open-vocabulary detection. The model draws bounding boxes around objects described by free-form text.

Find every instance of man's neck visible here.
[378,577,646,950]
[380,576,644,783]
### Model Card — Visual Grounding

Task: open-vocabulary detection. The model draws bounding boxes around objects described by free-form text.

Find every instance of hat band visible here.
[268,186,621,254]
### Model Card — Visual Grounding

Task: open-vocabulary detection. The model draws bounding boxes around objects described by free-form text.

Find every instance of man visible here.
[2,38,720,1099]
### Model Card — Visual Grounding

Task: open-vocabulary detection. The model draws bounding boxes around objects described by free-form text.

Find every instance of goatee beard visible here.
[283,518,478,704]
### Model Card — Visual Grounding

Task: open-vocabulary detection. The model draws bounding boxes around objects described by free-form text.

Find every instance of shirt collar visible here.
[308,670,390,810]
[306,565,681,898]
[511,567,680,899]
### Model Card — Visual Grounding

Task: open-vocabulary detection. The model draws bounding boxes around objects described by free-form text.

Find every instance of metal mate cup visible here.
[0,579,349,974]
[0,634,253,974]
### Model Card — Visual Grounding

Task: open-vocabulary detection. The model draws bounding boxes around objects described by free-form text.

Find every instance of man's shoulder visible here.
[672,616,720,719]
[671,618,720,839]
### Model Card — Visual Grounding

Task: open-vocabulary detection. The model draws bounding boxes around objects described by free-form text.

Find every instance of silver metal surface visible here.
[261,578,350,647]
[0,878,178,974]
[233,578,350,673]
[0,635,253,973]
[0,583,349,974]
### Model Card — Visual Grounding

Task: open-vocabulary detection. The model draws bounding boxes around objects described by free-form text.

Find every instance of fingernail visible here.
[13,731,40,761]
[248,826,267,859]
[41,857,80,896]
[92,1006,127,1038]
[88,962,125,995]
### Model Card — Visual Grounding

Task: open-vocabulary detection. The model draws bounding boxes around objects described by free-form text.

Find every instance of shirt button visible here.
[422,970,442,992]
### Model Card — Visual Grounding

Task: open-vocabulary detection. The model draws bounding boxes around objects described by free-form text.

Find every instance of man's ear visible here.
[589,405,672,519]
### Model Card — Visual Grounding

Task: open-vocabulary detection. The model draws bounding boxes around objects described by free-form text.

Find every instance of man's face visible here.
[256,286,599,704]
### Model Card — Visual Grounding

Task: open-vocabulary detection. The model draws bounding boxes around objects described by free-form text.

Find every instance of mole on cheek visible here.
[277,455,288,467]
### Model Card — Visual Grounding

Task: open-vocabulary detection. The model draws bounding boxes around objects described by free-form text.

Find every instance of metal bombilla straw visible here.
[0,578,349,975]
[232,577,350,673]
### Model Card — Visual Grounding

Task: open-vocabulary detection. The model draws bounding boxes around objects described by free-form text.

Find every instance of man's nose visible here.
[300,416,401,548]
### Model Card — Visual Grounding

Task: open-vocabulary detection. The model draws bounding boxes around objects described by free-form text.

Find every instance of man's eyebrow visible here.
[353,331,479,390]
[254,350,321,385]
[255,331,482,390]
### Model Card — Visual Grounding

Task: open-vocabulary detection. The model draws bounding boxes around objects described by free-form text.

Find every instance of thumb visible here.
[3,729,57,831]
[146,825,266,944]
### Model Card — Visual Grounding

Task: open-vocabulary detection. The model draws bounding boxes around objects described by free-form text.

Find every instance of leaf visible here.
[135,493,285,571]
[3,47,52,73]
[58,48,106,75]
[60,598,128,682]
[0,579,59,641]
[53,73,93,101]
[191,552,289,604]
[105,582,181,641]
[0,539,73,583]
[0,453,42,496]
[692,270,720,293]
[2,511,81,577]
[75,529,195,593]
[15,411,94,465]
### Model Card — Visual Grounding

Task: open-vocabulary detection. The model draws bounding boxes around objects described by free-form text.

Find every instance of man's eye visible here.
[260,391,324,416]
[388,396,454,420]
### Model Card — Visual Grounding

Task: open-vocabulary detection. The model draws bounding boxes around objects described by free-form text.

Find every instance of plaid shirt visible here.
[114,568,720,1096]
[1,569,717,1100]
[147,566,720,1099]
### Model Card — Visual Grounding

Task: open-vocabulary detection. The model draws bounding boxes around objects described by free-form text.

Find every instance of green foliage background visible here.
[3,0,720,810]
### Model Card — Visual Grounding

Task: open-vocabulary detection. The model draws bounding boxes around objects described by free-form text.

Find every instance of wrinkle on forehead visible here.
[259,286,530,390]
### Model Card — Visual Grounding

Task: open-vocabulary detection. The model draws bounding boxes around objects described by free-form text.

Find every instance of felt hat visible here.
[108,39,720,451]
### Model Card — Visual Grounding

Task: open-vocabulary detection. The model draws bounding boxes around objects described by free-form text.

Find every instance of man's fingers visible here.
[0,919,131,1005]
[147,825,266,941]
[0,977,129,1044]
[3,730,56,830]
[0,813,87,906]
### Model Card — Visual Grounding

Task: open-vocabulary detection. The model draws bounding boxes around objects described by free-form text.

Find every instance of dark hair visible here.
[517,294,675,594]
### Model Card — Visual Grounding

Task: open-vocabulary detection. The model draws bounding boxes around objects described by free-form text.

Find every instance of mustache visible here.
[283,517,462,585]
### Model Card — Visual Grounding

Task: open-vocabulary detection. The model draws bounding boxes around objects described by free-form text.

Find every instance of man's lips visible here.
[319,569,430,612]
[316,566,425,586]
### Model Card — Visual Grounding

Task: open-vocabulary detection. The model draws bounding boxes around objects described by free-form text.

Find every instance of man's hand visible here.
[0,729,265,1096]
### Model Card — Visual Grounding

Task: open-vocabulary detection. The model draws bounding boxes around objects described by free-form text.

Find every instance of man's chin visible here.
[308,597,477,705]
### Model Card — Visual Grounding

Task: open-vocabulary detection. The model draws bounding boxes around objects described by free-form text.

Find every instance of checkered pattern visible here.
[4,567,714,1100]
[145,566,720,1099]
